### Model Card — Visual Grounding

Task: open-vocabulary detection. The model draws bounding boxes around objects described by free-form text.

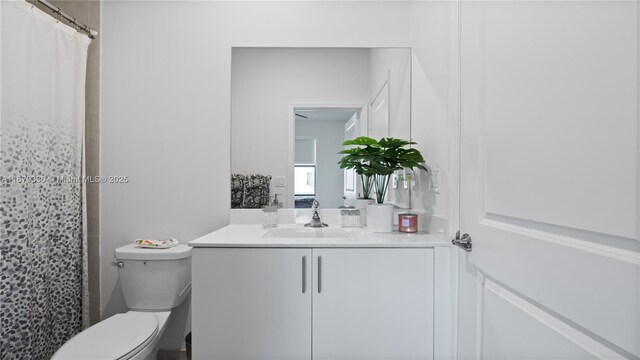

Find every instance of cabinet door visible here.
[192,248,312,360]
[312,248,434,360]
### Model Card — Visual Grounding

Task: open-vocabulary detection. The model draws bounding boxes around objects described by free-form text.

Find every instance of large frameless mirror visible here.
[231,47,411,209]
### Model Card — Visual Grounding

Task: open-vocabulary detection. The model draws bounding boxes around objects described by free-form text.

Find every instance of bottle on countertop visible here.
[262,194,282,228]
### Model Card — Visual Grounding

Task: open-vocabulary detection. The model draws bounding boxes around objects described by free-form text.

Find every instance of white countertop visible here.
[189,224,451,248]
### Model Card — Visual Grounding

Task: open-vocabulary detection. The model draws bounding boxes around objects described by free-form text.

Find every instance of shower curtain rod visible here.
[32,0,98,39]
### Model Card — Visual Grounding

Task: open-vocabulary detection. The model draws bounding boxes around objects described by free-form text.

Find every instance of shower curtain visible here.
[0,1,90,359]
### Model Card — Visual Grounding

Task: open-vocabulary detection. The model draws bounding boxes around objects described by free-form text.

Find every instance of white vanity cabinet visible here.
[312,248,433,360]
[192,248,313,360]
[192,246,434,360]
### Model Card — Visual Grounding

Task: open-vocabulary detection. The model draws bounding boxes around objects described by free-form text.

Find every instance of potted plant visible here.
[339,137,378,223]
[339,136,376,194]
[366,137,428,232]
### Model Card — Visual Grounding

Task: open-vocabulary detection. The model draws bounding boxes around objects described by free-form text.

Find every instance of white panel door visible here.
[344,113,358,206]
[457,1,640,359]
[312,248,434,360]
[369,75,390,140]
[192,248,312,360]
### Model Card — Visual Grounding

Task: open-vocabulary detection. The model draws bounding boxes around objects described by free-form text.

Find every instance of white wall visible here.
[408,6,458,358]
[101,1,413,350]
[409,1,458,234]
[296,119,348,208]
[232,48,370,207]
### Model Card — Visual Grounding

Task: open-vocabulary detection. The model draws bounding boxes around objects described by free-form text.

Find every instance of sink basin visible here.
[263,227,354,239]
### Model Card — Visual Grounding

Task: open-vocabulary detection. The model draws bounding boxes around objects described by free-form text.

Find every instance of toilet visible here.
[52,244,192,360]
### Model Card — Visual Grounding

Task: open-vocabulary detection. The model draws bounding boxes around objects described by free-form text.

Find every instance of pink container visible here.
[398,213,418,233]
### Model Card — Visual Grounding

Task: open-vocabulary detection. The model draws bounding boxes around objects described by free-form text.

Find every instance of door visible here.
[343,113,358,206]
[192,248,312,359]
[312,248,434,360]
[457,1,639,359]
[369,74,390,140]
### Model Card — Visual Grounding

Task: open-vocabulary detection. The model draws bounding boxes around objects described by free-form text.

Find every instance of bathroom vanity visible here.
[192,47,454,359]
[189,220,453,360]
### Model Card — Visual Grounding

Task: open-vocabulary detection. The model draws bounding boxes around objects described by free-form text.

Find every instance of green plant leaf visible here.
[342,136,378,146]
[338,136,428,202]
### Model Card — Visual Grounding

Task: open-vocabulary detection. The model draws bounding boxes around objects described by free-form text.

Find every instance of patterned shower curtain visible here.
[0,1,90,359]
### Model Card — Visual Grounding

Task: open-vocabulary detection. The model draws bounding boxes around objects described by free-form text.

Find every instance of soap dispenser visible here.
[262,194,282,228]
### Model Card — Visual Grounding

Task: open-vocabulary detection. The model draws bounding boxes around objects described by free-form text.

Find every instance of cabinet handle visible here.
[317,256,322,293]
[302,256,307,293]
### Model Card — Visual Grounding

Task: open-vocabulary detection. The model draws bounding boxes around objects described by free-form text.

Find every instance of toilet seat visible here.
[52,312,159,360]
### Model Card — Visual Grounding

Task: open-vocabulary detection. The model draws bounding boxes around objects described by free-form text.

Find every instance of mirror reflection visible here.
[294,108,360,208]
[231,48,411,209]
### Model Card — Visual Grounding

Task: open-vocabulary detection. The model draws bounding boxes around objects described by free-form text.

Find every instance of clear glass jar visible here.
[340,208,361,228]
[262,205,278,228]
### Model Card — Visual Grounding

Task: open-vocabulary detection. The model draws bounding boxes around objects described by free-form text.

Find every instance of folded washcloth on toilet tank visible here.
[135,238,179,249]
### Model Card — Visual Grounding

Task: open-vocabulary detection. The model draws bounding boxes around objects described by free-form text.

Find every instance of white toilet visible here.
[52,244,192,360]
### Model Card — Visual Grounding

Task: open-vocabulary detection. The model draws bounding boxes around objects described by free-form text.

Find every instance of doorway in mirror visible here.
[294,107,363,209]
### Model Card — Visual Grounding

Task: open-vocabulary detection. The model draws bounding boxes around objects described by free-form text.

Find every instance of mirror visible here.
[231,48,411,209]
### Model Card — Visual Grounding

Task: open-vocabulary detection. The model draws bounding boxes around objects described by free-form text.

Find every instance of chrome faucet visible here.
[305,199,328,228]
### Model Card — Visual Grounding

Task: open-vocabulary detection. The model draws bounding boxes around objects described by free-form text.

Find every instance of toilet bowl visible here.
[52,311,170,360]
[52,244,191,360]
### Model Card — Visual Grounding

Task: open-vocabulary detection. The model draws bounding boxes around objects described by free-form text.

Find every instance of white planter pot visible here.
[355,198,374,226]
[366,203,394,233]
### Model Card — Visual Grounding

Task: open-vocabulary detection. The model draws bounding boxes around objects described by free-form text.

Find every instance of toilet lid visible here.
[52,312,159,360]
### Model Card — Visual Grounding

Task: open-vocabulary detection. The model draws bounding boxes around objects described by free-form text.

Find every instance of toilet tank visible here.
[115,244,192,311]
